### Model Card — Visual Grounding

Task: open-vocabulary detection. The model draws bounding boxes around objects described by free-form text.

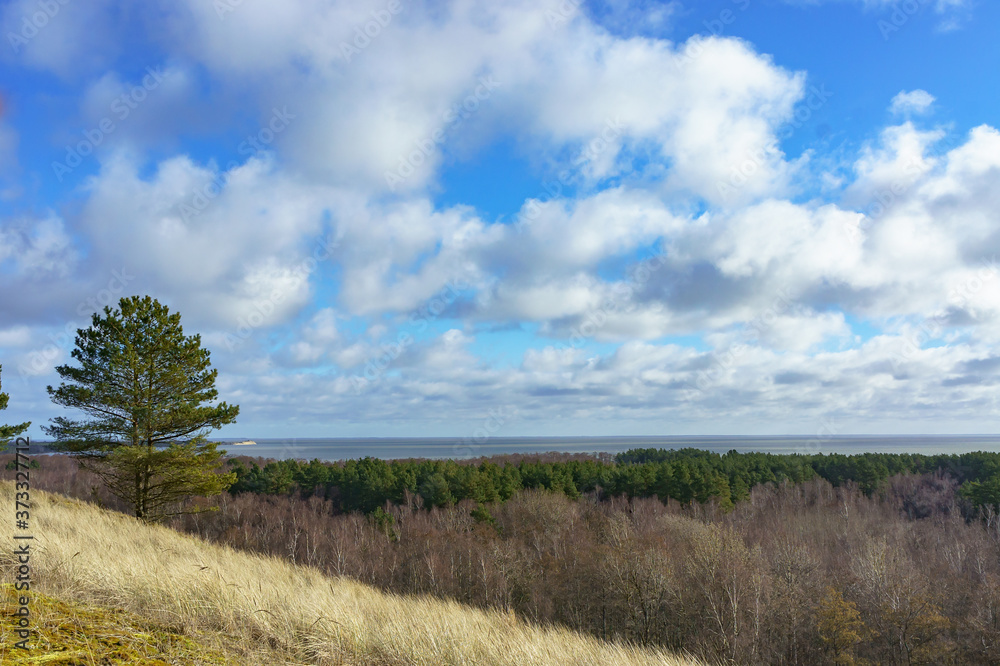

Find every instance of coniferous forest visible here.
[222,447,1000,514]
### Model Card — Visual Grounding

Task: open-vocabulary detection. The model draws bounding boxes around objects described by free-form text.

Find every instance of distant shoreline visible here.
[10,435,1000,462]
[2,439,258,454]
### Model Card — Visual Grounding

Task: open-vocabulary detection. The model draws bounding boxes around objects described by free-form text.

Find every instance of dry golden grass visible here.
[0,483,703,665]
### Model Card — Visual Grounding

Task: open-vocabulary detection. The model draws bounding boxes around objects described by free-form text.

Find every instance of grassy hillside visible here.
[0,482,702,665]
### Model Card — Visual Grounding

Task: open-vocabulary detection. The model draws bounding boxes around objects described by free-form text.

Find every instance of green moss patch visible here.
[0,584,233,665]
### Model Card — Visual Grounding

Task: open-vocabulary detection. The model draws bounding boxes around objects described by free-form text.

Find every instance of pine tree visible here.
[44,296,238,522]
[0,364,31,445]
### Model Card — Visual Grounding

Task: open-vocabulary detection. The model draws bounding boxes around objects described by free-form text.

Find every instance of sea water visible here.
[213,435,1000,462]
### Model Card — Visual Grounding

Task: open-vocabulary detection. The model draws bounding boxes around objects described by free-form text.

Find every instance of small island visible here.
[227,440,257,446]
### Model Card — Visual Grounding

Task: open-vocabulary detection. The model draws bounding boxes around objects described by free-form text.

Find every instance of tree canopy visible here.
[45,295,238,521]
[224,446,1000,518]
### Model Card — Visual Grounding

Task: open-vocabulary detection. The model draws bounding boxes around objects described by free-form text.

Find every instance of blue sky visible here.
[2,0,1000,440]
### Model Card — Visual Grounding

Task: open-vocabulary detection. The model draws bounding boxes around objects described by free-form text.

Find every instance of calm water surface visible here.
[214,436,1000,462]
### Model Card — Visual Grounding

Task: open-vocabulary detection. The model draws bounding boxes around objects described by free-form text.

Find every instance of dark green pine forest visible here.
[225,447,1000,516]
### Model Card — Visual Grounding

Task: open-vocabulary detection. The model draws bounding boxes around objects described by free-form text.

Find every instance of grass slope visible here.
[0,483,702,665]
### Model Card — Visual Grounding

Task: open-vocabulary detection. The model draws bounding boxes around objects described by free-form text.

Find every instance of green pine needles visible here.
[0,364,31,446]
[45,295,239,522]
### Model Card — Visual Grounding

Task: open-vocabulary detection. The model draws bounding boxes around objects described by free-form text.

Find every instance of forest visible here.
[13,448,1000,664]
[223,447,1000,517]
